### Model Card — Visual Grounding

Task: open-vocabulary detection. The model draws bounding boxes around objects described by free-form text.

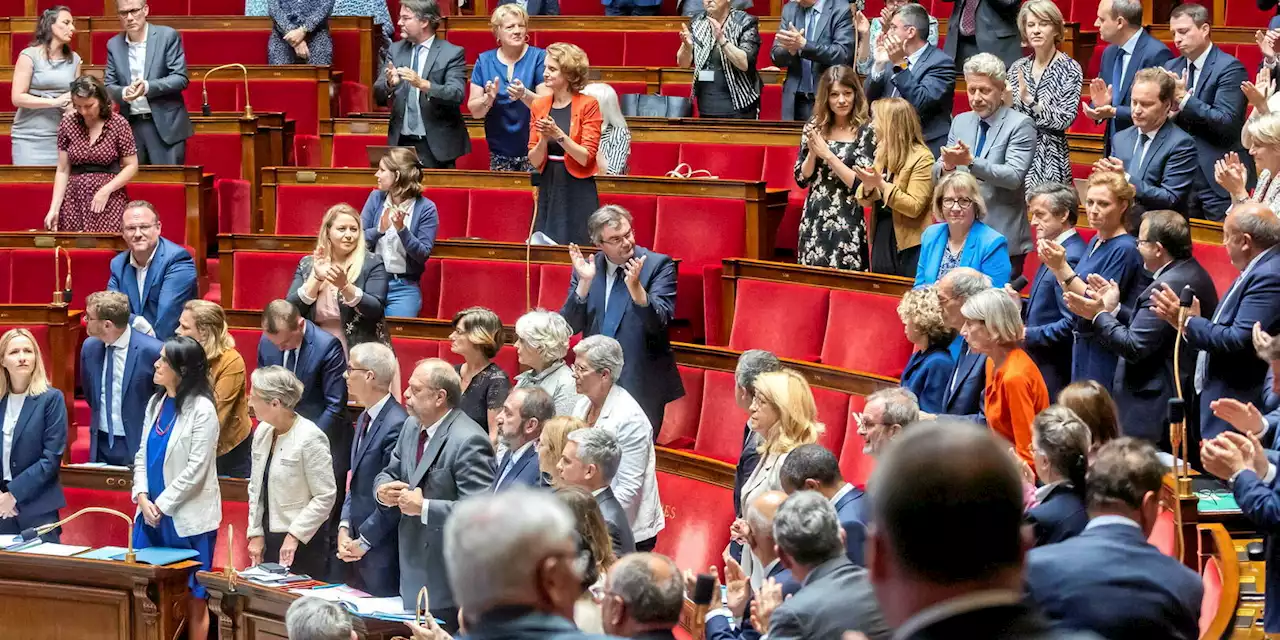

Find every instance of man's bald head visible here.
[746,490,788,538]
[937,267,991,330]
[1224,203,1280,270]
[604,553,684,632]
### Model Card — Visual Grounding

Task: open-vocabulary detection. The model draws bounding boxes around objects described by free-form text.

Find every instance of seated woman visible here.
[361,148,439,318]
[1025,405,1091,547]
[538,415,589,487]
[529,43,601,246]
[11,6,80,166]
[1218,112,1280,212]
[45,75,138,233]
[581,83,631,176]
[514,309,583,416]
[267,0,335,65]
[450,307,512,446]
[675,0,763,119]
[916,172,1011,287]
[178,300,252,479]
[1057,380,1122,456]
[132,336,221,640]
[896,287,956,413]
[247,366,337,578]
[0,329,67,542]
[468,5,549,172]
[961,288,1049,466]
[856,97,934,279]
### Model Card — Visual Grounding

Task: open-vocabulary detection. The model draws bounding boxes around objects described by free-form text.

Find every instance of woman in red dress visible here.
[44,75,138,233]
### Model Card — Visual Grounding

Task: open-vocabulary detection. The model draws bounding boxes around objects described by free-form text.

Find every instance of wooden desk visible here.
[200,572,410,640]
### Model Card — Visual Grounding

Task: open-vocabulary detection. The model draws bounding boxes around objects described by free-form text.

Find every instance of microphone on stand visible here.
[689,573,716,640]
[51,246,72,306]
[201,63,253,118]
[525,170,543,313]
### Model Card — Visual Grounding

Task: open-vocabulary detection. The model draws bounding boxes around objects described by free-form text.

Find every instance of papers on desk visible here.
[13,542,92,557]
[0,534,22,547]
[286,586,444,624]
[288,584,372,602]
[65,462,130,471]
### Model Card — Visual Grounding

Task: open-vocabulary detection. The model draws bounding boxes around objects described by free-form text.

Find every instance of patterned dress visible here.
[56,111,136,233]
[1008,52,1082,190]
[794,124,875,270]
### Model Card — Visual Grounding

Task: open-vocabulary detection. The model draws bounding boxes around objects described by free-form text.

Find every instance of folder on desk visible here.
[111,547,201,565]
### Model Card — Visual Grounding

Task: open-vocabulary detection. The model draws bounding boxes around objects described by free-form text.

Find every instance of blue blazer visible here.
[1111,122,1199,214]
[1233,468,1280,633]
[81,330,163,463]
[900,343,954,414]
[705,560,802,640]
[941,338,986,423]
[915,221,1011,288]
[340,397,406,597]
[106,238,198,341]
[360,190,440,283]
[865,44,956,157]
[492,443,542,492]
[256,320,349,439]
[1023,232,1086,398]
[1024,483,1088,547]
[1096,31,1175,156]
[1186,248,1280,440]
[1165,46,1251,220]
[0,390,67,519]
[1025,522,1203,640]
[834,486,868,567]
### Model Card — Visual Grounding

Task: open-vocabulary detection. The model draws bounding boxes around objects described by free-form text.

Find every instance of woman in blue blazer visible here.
[915,172,1011,288]
[360,148,440,318]
[896,287,956,413]
[0,328,67,542]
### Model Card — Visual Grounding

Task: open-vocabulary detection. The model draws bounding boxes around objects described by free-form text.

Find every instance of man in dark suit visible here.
[864,3,956,157]
[336,343,405,597]
[769,0,854,121]
[497,0,560,15]
[938,0,1020,70]
[558,427,636,556]
[703,491,801,640]
[1152,203,1280,441]
[492,387,553,492]
[1065,211,1218,448]
[1163,3,1250,221]
[1085,0,1175,157]
[1027,438,1203,639]
[932,268,990,422]
[81,290,162,466]
[374,0,470,168]
[104,0,192,164]
[602,553,685,639]
[375,359,496,633]
[778,444,868,567]
[106,201,197,341]
[562,205,684,433]
[727,350,781,561]
[1022,184,1087,398]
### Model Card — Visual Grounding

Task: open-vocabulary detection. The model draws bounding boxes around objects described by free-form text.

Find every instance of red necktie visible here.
[415,428,430,465]
[959,0,978,36]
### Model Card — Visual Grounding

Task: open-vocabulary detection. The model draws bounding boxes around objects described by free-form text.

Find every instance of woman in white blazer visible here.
[132,336,222,640]
[246,365,336,578]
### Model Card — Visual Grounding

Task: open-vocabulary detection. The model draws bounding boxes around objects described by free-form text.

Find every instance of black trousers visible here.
[792,93,816,122]
[216,434,252,479]
[95,434,133,466]
[399,135,456,169]
[636,536,657,552]
[129,115,186,165]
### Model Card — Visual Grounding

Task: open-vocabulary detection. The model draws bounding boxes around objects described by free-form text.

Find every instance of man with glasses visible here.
[563,204,684,434]
[855,387,921,458]
[106,200,196,340]
[104,0,192,165]
[81,290,162,466]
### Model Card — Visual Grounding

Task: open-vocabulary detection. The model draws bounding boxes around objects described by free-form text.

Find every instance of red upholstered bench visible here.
[692,369,746,463]
[654,470,735,574]
[229,329,263,386]
[628,141,682,178]
[424,187,471,239]
[274,184,373,234]
[183,79,325,135]
[61,487,138,548]
[531,31,625,66]
[229,251,304,310]
[1192,242,1235,297]
[624,32,682,67]
[536,263,574,311]
[653,195,748,340]
[332,133,388,168]
[820,289,913,379]
[838,395,874,488]
[597,193,658,248]
[466,189,534,242]
[434,258,539,323]
[8,248,114,311]
[729,279,829,362]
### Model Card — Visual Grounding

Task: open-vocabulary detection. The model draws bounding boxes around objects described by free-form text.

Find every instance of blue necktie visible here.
[602,271,628,338]
[104,346,117,448]
[1132,133,1150,176]
[800,7,816,94]
[1112,49,1127,101]
[405,45,425,135]
[974,120,990,157]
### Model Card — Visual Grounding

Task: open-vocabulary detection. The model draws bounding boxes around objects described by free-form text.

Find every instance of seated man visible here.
[492,387,554,492]
[778,443,870,566]
[558,426,636,556]
[81,290,162,466]
[106,200,197,340]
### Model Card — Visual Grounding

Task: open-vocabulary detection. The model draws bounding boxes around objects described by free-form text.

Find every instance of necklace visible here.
[154,401,178,436]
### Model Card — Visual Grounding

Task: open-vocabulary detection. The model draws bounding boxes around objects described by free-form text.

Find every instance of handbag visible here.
[620,94,694,118]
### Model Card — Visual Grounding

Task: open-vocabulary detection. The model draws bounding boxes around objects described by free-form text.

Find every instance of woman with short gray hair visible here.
[514,309,583,415]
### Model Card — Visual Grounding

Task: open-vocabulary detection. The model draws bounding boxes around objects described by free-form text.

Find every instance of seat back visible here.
[821,290,913,378]
[435,259,536,323]
[1147,506,1177,558]
[659,366,705,449]
[654,471,735,575]
[274,185,371,234]
[1199,556,1223,639]
[693,370,747,463]
[231,251,303,309]
[729,279,828,362]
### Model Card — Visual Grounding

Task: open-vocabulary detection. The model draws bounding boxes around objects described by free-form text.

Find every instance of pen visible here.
[310,583,343,590]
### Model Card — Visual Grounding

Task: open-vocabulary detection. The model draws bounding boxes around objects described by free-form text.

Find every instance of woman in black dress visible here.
[675,0,763,119]
[529,42,601,246]
[449,306,512,447]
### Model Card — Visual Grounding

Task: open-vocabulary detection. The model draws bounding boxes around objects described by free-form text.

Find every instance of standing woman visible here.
[1006,0,1082,191]
[11,6,80,166]
[529,43,601,247]
[467,5,548,172]
[513,309,583,416]
[675,0,763,119]
[177,300,252,479]
[132,336,221,640]
[896,287,956,413]
[795,65,876,271]
[44,75,138,233]
[581,83,631,176]
[267,0,336,65]
[915,172,1012,287]
[855,97,935,278]
[538,416,589,487]
[361,148,439,318]
[449,307,512,446]
[246,366,337,578]
[1057,380,1122,454]
[0,329,67,543]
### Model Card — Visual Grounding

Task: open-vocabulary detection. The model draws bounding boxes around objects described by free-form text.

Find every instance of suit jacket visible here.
[770,0,854,120]
[287,254,390,348]
[900,343,955,414]
[82,329,163,463]
[706,561,801,640]
[107,238,198,340]
[1096,32,1175,156]
[897,602,1101,640]
[132,394,222,537]
[938,0,1022,67]
[1024,483,1088,547]
[1110,122,1199,215]
[373,409,496,610]
[256,320,349,440]
[1165,45,1250,219]
[0,390,66,518]
[529,93,602,178]
[1232,468,1280,633]
[571,386,665,541]
[1025,522,1203,640]
[729,426,761,562]
[1092,258,1218,445]
[374,37,470,162]
[492,441,542,492]
[1186,247,1280,440]
[941,338,987,423]
[561,247,684,424]
[933,107,1037,256]
[766,556,890,640]
[834,486,868,567]
[341,397,406,594]
[915,221,1011,288]
[497,0,560,14]
[461,609,615,640]
[361,190,439,282]
[595,486,636,556]
[246,416,336,543]
[855,143,935,251]
[865,44,956,156]
[1023,232,1086,398]
[103,24,193,145]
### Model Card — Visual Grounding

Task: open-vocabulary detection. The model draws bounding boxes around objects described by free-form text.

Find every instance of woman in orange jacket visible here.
[528,42,602,246]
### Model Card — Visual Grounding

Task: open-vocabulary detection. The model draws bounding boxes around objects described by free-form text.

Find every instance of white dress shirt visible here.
[131,245,158,301]
[830,482,856,505]
[377,200,413,275]
[127,31,152,115]
[1117,28,1144,85]
[2,393,25,482]
[100,327,131,437]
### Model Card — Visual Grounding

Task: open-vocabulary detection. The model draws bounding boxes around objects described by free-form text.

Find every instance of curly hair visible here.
[545,42,590,93]
[897,287,956,346]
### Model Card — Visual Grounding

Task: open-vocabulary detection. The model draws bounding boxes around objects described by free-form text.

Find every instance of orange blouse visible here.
[528,92,602,179]
[984,348,1049,467]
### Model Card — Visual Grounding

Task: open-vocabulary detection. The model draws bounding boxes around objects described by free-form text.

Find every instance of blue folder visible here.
[110,546,201,565]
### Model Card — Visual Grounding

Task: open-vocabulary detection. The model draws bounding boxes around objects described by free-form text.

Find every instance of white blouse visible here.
[2,394,26,482]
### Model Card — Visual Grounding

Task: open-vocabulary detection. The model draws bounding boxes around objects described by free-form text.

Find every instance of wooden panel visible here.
[1198,523,1241,640]
[61,465,250,501]
[0,580,130,640]
[202,573,409,640]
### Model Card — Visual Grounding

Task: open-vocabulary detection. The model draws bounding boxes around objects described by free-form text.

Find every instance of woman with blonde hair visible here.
[0,328,67,542]
[177,300,253,478]
[1218,112,1280,213]
[529,42,601,246]
[580,83,630,176]
[897,287,956,412]
[915,171,1011,287]
[361,147,439,317]
[1006,0,1082,190]
[539,415,589,487]
[856,97,935,278]
[468,4,550,172]
[450,306,512,444]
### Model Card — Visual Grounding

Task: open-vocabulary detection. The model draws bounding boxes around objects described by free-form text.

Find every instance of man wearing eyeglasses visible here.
[106,200,197,340]
[104,0,192,165]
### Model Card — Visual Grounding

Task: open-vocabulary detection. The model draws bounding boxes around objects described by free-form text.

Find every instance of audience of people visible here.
[1006,0,1083,192]
[467,5,548,172]
[864,2,956,157]
[770,0,854,122]
[177,300,252,478]
[1087,0,1174,157]
[677,0,763,120]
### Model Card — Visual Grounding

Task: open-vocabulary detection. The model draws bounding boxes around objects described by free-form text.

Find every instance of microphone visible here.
[17,527,40,542]
[1009,275,1029,292]
[201,63,253,118]
[18,507,137,561]
[690,573,716,640]
[51,246,72,306]
[1179,284,1195,308]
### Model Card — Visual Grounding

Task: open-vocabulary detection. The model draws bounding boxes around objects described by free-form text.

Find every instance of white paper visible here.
[238,565,290,582]
[0,535,20,547]
[288,585,372,602]
[65,462,129,471]
[14,542,91,557]
[343,596,414,617]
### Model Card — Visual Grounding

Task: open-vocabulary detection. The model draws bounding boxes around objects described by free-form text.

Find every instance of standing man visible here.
[562,205,684,432]
[81,291,162,466]
[770,0,854,121]
[557,427,636,556]
[374,0,469,169]
[106,200,197,340]
[1022,184,1086,399]
[778,444,869,567]
[374,359,495,633]
[1085,0,1175,157]
[491,387,553,492]
[104,0,192,165]
[864,3,956,158]
[938,0,1020,71]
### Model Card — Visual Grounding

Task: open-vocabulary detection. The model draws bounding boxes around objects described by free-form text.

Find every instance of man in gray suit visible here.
[374,358,495,634]
[558,427,636,556]
[935,52,1036,279]
[755,491,890,640]
[104,0,192,165]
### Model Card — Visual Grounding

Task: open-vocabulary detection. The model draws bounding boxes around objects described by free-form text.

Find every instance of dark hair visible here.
[1141,210,1193,260]
[1057,380,1121,451]
[813,65,868,135]
[1086,437,1168,511]
[31,6,73,60]
[1169,2,1209,26]
[1026,182,1079,226]
[401,0,443,27]
[895,3,930,38]
[778,443,843,493]
[1032,406,1091,497]
[516,386,555,424]
[69,75,113,121]
[162,336,214,413]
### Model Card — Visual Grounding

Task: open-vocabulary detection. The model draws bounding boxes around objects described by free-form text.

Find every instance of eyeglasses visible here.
[123,223,157,234]
[941,197,974,210]
[599,228,635,247]
[571,363,597,375]
[117,6,145,18]
[342,366,372,379]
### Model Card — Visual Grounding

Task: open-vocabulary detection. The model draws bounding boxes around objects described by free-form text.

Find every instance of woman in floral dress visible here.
[45,75,137,233]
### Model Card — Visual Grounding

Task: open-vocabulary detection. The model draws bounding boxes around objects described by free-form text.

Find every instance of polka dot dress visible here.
[56,112,136,232]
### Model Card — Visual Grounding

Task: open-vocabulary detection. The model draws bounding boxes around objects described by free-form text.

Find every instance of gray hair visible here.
[285,597,353,640]
[735,349,782,394]
[416,358,463,407]
[567,427,622,482]
[574,335,625,380]
[587,205,633,245]
[963,53,1007,87]
[961,288,1024,345]
[773,490,844,566]
[515,309,573,363]
[1233,205,1280,250]
[943,267,993,301]
[444,489,577,614]
[350,341,397,388]
[582,83,629,133]
[866,387,920,427]
[608,553,685,626]
[895,3,930,39]
[1026,182,1080,226]
[251,366,304,410]
[1109,0,1143,26]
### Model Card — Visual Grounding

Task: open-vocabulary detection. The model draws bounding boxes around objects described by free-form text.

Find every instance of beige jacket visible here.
[246,415,336,543]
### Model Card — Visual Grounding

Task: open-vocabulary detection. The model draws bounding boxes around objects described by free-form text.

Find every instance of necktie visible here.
[1186,62,1197,97]
[104,346,117,447]
[974,120,990,157]
[959,0,978,36]
[1133,133,1151,176]
[284,348,298,373]
[602,269,628,338]
[800,7,816,94]
[354,411,371,453]
[1112,49,1127,101]
[415,427,430,465]
[405,45,425,135]
[495,450,514,489]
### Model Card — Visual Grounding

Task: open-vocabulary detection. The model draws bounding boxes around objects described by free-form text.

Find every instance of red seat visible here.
[1191,242,1236,297]
[625,32,682,67]
[758,32,776,68]
[467,189,533,242]
[1225,1,1273,27]
[560,0,606,13]
[9,248,113,311]
[230,252,304,309]
[213,499,253,570]
[419,259,443,318]
[729,279,828,362]
[0,324,53,374]
[423,187,471,239]
[188,131,246,182]
[693,369,746,463]
[655,470,735,574]
[821,290,913,377]
[678,143,765,182]
[763,145,804,251]
[1148,507,1177,557]
[447,31,496,64]
[1199,555,1223,639]
[533,31,624,66]
[129,183,193,246]
[596,193,658,248]
[229,329,262,386]
[273,184,370,234]
[811,387,850,458]
[0,251,12,303]
[0,184,55,231]
[0,134,10,163]
[658,366,705,449]
[628,141,682,178]
[456,138,491,171]
[61,488,137,549]
[391,337,442,384]
[760,84,784,121]
[838,396,875,488]
[332,134,386,168]
[952,89,972,116]
[536,263,574,312]
[702,264,726,346]
[655,196,749,339]
[435,259,534,323]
